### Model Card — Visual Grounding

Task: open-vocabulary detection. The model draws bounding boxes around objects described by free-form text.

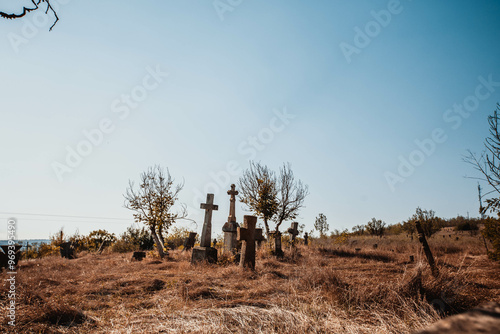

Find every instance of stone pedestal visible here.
[222,221,239,254]
[191,246,218,264]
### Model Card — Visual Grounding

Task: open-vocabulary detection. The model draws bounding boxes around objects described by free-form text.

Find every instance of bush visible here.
[455,221,479,234]
[403,207,442,237]
[164,226,193,250]
[114,225,154,252]
[22,242,59,260]
[482,217,500,260]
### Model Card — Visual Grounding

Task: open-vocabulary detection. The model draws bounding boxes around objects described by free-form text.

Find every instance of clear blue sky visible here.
[1,0,500,239]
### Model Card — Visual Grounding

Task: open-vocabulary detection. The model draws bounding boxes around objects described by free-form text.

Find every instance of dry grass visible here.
[1,233,499,333]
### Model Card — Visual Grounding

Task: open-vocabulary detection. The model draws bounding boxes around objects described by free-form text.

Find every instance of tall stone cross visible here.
[200,194,218,248]
[237,215,257,269]
[227,184,238,223]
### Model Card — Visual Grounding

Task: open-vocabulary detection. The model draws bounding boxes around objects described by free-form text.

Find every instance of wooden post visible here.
[415,221,439,277]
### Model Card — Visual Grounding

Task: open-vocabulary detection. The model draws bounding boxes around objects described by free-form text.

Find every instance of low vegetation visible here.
[2,230,499,333]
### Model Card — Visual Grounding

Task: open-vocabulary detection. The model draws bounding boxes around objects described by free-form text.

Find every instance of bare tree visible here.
[238,161,278,237]
[0,0,58,30]
[239,162,308,256]
[273,163,309,232]
[124,165,185,258]
[465,104,500,214]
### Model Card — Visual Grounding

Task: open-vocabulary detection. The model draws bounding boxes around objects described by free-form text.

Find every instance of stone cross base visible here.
[191,246,218,264]
[223,221,239,254]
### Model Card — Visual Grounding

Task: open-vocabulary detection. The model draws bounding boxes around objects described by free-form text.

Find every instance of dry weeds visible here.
[1,233,498,333]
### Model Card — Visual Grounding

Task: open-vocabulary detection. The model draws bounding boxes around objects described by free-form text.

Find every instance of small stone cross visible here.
[200,194,218,248]
[288,222,299,242]
[227,184,238,223]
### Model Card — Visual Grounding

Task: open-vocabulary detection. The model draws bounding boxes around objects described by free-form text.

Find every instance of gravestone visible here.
[237,215,257,269]
[254,228,266,248]
[222,184,240,254]
[304,232,309,245]
[269,231,284,258]
[131,251,146,261]
[60,242,76,259]
[191,194,218,264]
[288,222,299,243]
[0,245,22,270]
[183,232,197,251]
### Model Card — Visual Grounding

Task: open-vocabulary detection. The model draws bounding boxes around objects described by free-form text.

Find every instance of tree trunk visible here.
[150,225,166,259]
[263,217,270,238]
[157,224,165,248]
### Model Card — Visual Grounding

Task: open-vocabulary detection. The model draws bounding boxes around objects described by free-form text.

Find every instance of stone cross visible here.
[223,184,240,254]
[227,184,238,223]
[254,228,266,248]
[200,194,218,248]
[237,215,257,269]
[288,222,299,242]
[270,231,284,257]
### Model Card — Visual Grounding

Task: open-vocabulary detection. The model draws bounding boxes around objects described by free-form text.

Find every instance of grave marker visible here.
[288,222,299,243]
[191,194,218,264]
[254,228,266,248]
[183,232,197,251]
[132,251,146,261]
[222,184,240,254]
[59,242,76,259]
[237,215,257,269]
[0,245,22,270]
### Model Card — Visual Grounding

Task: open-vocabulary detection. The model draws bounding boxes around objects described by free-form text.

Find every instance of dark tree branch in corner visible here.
[0,0,58,31]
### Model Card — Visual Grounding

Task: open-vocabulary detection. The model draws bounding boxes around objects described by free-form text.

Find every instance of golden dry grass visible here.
[1,233,499,333]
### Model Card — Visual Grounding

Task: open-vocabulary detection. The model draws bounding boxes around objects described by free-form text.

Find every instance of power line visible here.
[0,217,131,224]
[0,212,130,221]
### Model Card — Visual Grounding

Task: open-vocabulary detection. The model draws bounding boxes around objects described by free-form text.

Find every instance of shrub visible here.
[455,221,479,234]
[116,225,154,252]
[164,226,193,250]
[482,217,500,260]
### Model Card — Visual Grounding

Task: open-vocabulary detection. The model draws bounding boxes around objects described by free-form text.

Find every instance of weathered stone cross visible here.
[237,215,257,269]
[227,184,238,223]
[200,194,218,248]
[288,222,299,242]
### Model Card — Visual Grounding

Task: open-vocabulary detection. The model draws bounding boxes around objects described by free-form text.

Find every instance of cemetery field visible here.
[1,234,499,333]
